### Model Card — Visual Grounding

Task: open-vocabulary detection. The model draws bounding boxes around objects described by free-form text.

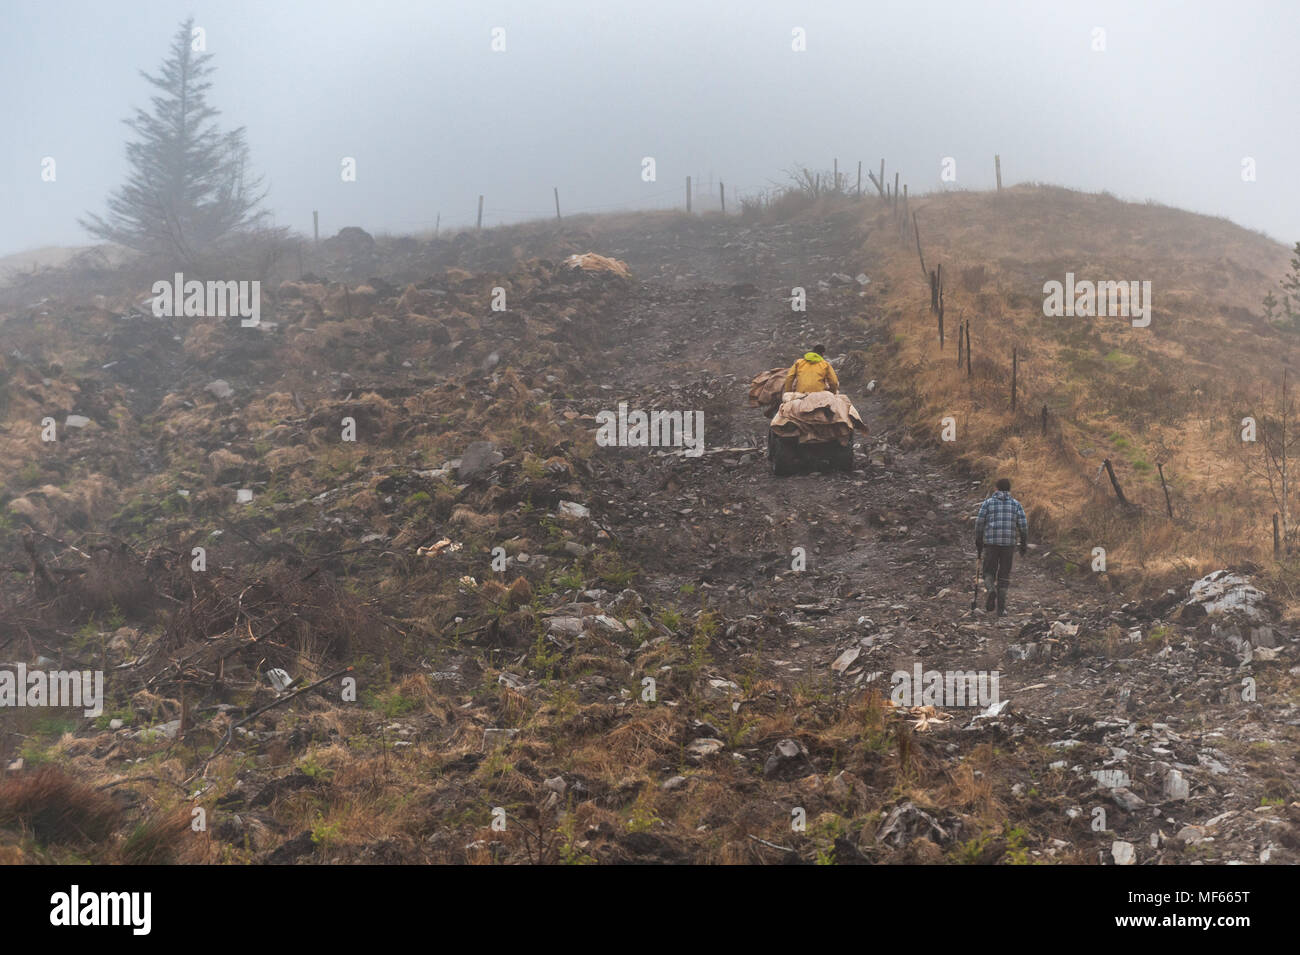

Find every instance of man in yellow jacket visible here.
[783,345,839,394]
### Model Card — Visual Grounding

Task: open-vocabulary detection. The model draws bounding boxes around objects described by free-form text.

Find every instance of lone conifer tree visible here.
[1282,241,1300,324]
[81,18,265,262]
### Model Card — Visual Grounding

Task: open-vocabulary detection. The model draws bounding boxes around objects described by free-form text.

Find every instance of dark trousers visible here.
[982,544,1015,590]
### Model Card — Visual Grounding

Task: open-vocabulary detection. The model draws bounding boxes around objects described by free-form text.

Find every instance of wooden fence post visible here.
[313,210,319,245]
[1157,463,1173,518]
[937,276,946,343]
[1103,458,1129,507]
[914,212,927,281]
[1011,348,1018,411]
[554,187,561,221]
[477,195,484,230]
[995,154,1002,192]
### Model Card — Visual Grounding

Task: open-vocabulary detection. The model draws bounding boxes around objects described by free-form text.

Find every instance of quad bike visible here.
[766,391,865,476]
[767,422,856,475]
[748,368,867,477]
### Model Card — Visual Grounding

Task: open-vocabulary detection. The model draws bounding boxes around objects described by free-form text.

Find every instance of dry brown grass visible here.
[937,744,999,815]
[120,806,209,864]
[869,185,1295,597]
[570,707,678,781]
[0,765,120,846]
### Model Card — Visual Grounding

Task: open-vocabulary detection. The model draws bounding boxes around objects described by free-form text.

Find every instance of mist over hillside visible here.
[4,0,1299,258]
[1,0,1295,928]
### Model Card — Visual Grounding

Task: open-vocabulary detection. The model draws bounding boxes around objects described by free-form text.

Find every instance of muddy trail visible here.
[2,206,1296,866]
[555,211,1299,864]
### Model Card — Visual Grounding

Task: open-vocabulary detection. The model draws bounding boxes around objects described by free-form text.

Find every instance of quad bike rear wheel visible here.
[768,430,799,476]
[830,441,854,472]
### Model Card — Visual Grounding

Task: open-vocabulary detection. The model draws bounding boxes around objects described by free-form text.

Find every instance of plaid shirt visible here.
[975,491,1027,547]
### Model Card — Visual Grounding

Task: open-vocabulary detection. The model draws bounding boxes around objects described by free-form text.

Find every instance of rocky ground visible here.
[1,203,1297,865]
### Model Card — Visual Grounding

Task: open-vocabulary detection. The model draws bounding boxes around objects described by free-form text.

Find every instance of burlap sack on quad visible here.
[770,391,868,445]
[748,367,789,416]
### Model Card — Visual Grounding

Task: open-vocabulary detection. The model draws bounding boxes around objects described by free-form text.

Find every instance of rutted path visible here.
[584,211,1099,677]
[564,209,1298,863]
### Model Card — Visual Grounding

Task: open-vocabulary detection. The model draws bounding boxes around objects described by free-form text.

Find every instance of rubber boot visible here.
[996,586,1008,616]
[983,574,997,612]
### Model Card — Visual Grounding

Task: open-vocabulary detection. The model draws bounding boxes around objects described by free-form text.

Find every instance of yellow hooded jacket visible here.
[783,352,839,394]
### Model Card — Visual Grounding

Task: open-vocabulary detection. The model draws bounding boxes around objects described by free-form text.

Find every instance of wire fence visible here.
[370,178,777,234]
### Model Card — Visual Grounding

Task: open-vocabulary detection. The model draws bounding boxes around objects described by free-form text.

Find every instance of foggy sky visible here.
[3,0,1297,257]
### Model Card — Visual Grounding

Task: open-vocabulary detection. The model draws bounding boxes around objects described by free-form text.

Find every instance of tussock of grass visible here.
[0,766,120,846]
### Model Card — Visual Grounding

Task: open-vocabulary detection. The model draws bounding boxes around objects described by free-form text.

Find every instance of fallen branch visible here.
[21,533,57,596]
[31,530,93,560]
[187,665,353,782]
[7,564,84,577]
[652,446,755,458]
[96,775,191,795]
[748,834,795,853]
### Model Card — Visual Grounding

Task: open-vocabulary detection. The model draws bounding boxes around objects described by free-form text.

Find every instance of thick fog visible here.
[3,0,1297,256]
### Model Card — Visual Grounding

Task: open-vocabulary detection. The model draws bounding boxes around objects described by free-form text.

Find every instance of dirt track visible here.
[577,211,1098,676]
[551,210,1297,863]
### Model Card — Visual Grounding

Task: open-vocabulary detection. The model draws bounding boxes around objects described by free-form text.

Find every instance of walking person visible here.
[974,478,1028,616]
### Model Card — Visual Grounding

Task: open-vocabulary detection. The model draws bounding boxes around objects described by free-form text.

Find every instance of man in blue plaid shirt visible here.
[975,478,1028,616]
